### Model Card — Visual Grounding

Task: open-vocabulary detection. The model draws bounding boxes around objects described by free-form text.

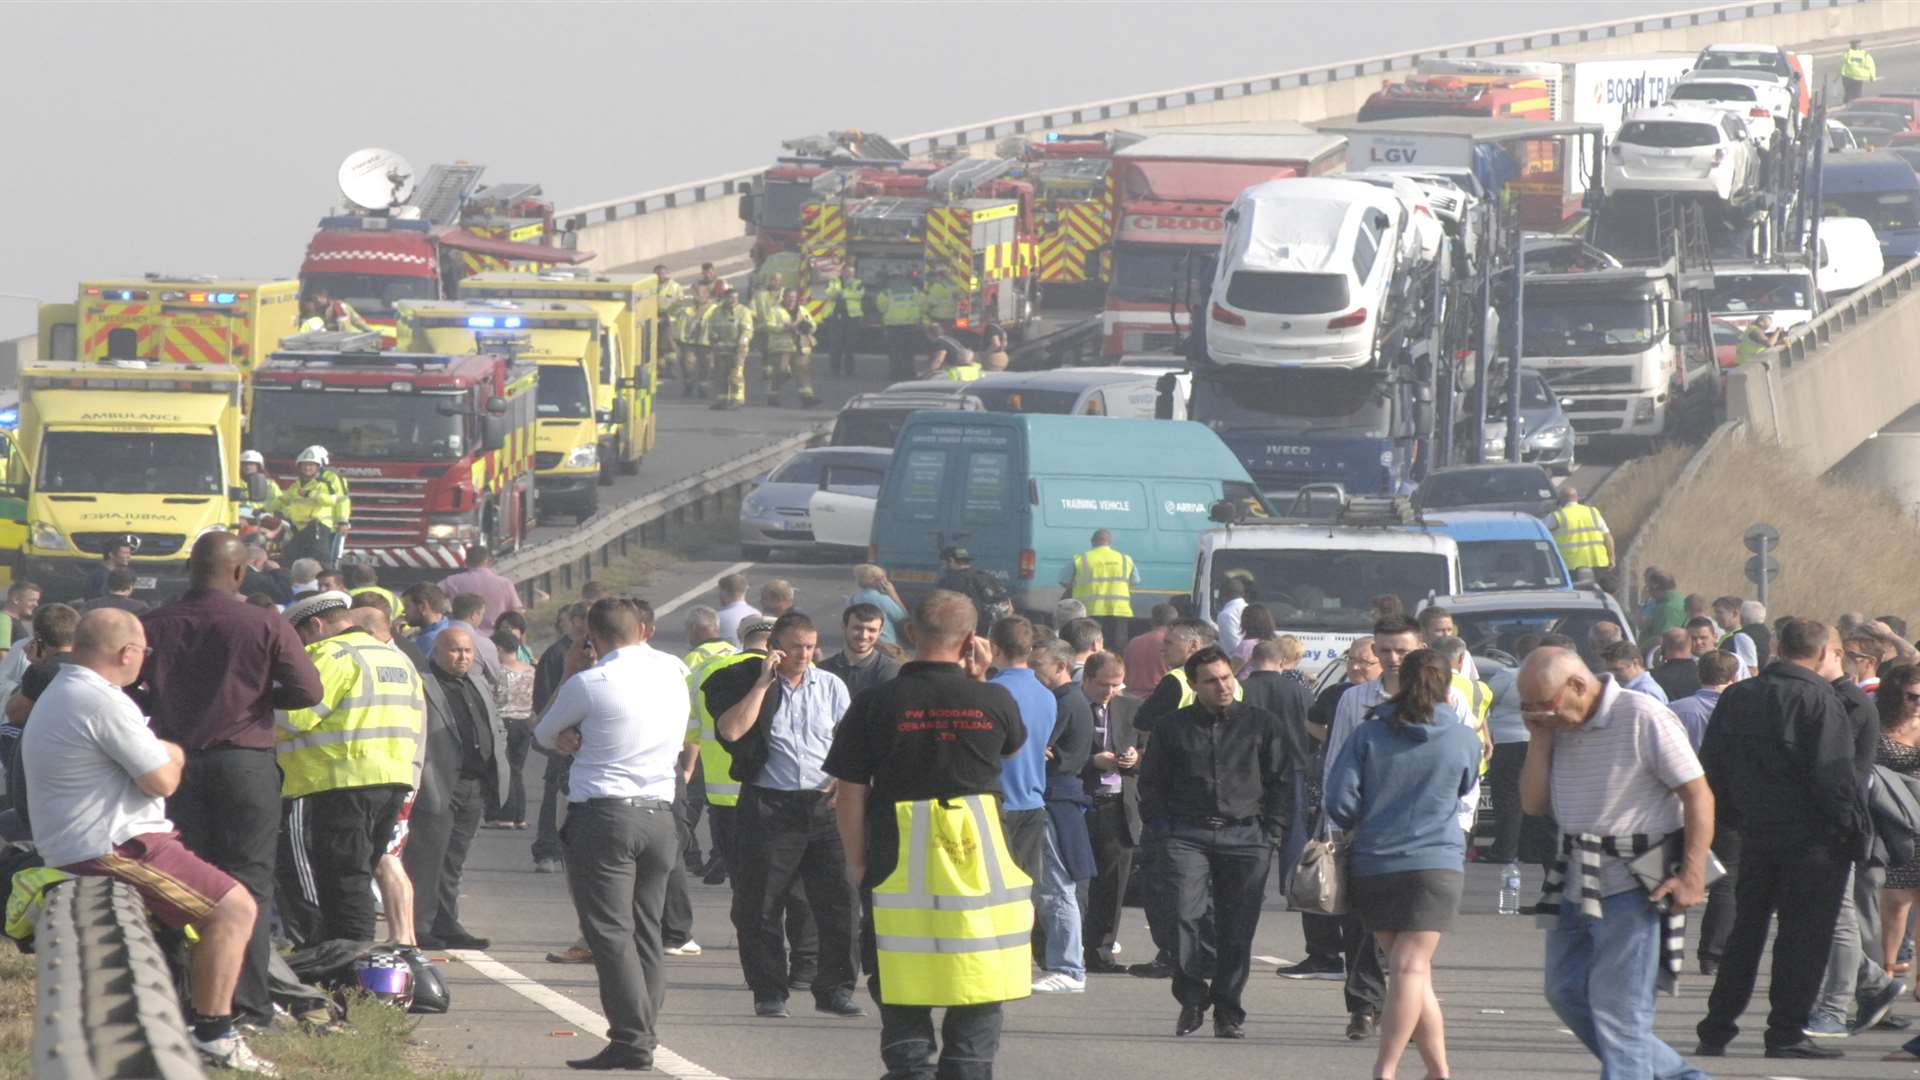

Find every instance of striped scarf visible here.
[1534,831,1685,995]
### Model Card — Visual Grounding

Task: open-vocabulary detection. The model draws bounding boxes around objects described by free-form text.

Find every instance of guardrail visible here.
[34,877,206,1080]
[556,0,1869,232]
[1777,256,1920,368]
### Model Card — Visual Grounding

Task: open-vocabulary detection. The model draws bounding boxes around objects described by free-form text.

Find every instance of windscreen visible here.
[830,411,910,449]
[1417,467,1554,508]
[1109,244,1213,304]
[1670,82,1759,102]
[1824,189,1920,234]
[1209,549,1451,632]
[1708,273,1814,314]
[252,390,467,460]
[1225,271,1351,315]
[300,272,437,317]
[1617,121,1721,148]
[1458,539,1567,591]
[39,431,223,495]
[1522,287,1660,356]
[1694,52,1789,77]
[1190,369,1388,433]
[769,454,825,484]
[1454,607,1627,660]
[537,364,593,419]
[1840,101,1914,118]
[760,181,817,231]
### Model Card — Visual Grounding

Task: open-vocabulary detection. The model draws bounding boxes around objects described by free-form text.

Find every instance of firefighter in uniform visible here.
[677,282,712,397]
[825,589,1031,1080]
[299,289,375,334]
[1546,484,1614,582]
[1061,528,1140,649]
[705,287,754,411]
[763,289,820,409]
[824,265,866,377]
[271,446,352,566]
[654,263,685,387]
[274,591,424,946]
[238,450,279,523]
[874,274,926,380]
[1841,39,1877,103]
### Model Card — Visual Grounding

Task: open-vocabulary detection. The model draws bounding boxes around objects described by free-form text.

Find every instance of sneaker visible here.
[1030,971,1087,994]
[1804,1014,1851,1039]
[754,995,790,1018]
[665,940,703,957]
[193,1030,280,1076]
[1764,1039,1843,1059]
[1855,980,1906,1033]
[534,859,559,874]
[1276,955,1346,980]
[546,945,594,964]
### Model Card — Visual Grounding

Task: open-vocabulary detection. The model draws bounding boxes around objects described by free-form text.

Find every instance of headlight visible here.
[428,516,481,542]
[743,494,771,516]
[1633,398,1657,422]
[30,522,66,551]
[564,444,599,469]
[1530,424,1571,446]
[1378,450,1394,468]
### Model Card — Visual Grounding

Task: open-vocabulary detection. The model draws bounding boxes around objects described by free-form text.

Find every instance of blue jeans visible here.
[1545,890,1710,1080]
[1036,819,1085,979]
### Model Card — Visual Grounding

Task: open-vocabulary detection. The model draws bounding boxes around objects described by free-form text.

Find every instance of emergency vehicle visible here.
[1359,74,1555,123]
[252,333,539,577]
[459,269,662,477]
[1020,135,1119,296]
[393,300,606,523]
[739,130,911,271]
[36,276,302,373]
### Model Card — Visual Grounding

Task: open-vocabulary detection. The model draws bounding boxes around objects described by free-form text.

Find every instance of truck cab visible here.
[1187,367,1431,502]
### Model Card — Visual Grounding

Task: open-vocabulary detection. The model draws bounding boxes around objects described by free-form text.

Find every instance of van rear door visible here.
[874,420,1025,595]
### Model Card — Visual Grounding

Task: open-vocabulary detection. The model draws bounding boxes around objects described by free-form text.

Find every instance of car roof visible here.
[788,446,893,464]
[1822,150,1920,190]
[1200,524,1460,555]
[1699,43,1785,54]
[1422,511,1554,542]
[1425,589,1620,614]
[967,369,1156,391]
[1427,463,1551,477]
[1624,103,1737,127]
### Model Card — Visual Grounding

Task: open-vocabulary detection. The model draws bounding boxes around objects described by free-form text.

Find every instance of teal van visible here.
[873,413,1266,621]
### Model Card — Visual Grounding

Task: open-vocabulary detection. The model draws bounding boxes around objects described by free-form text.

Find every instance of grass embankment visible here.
[1590,442,1693,551]
[1631,438,1920,619]
[521,516,738,637]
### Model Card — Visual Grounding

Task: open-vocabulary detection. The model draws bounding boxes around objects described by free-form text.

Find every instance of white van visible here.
[1817,216,1885,298]
[1204,177,1424,369]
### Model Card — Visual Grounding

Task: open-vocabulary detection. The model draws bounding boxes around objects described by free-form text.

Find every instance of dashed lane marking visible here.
[655,561,756,619]
[449,949,733,1079]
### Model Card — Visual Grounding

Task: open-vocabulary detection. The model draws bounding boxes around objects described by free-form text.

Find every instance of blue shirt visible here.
[414,616,451,659]
[1625,670,1669,705]
[1668,687,1721,750]
[849,588,909,645]
[1324,702,1482,877]
[756,666,852,792]
[992,667,1057,811]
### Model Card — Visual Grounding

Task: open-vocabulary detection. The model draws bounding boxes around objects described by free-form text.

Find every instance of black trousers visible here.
[1095,616,1130,652]
[683,769,707,866]
[277,784,408,947]
[489,723,533,824]
[1698,841,1851,1050]
[860,897,1003,1080]
[1083,797,1134,963]
[1844,77,1865,103]
[999,807,1048,885]
[563,800,678,1054]
[1699,827,1742,968]
[1298,910,1386,1013]
[885,326,919,380]
[1160,820,1271,1024]
[730,786,858,1001]
[532,750,571,861]
[169,746,279,1025]
[706,803,736,875]
[828,317,858,375]
[404,773,487,940]
[1485,742,1527,863]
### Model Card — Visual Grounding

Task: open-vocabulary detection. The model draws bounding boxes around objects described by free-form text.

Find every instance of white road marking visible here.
[1254,954,1288,968]
[449,949,732,1079]
[656,561,756,619]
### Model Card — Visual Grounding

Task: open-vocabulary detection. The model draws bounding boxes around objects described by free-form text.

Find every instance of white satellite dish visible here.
[337,148,417,212]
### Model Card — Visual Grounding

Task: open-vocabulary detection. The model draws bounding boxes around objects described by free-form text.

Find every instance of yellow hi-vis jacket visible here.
[871,793,1033,1006]
[1166,667,1243,709]
[1842,48,1877,82]
[824,277,866,319]
[1547,502,1610,571]
[272,471,352,530]
[349,585,400,615]
[691,648,760,808]
[875,286,924,327]
[1449,671,1493,776]
[922,280,958,320]
[276,630,423,799]
[1069,546,1136,618]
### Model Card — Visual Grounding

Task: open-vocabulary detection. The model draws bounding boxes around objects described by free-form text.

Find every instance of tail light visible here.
[1328,308,1368,330]
[1749,107,1770,119]
[1712,148,1726,166]
[1018,549,1035,580]
[1210,302,1245,327]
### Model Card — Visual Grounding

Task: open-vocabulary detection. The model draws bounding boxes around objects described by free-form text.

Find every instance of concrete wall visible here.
[565,1,1906,268]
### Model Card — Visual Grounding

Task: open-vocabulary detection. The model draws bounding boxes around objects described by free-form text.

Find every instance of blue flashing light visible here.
[466,315,497,328]
[213,292,236,304]
[1045,131,1059,142]
[503,316,523,329]
[0,407,19,430]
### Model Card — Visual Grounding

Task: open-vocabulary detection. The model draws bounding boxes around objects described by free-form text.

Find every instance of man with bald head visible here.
[403,625,509,950]
[136,531,323,1030]
[1518,646,1713,1077]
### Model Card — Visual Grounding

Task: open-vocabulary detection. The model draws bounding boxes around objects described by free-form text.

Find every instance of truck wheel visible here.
[619,453,641,477]
[578,489,599,524]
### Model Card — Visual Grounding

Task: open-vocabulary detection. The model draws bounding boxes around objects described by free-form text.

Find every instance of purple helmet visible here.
[354,950,415,1010]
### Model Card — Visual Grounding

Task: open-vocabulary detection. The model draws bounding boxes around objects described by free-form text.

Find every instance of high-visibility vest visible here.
[825,277,865,318]
[707,303,755,354]
[1166,666,1242,708]
[691,649,760,807]
[276,631,423,799]
[272,472,352,530]
[656,278,684,310]
[871,792,1033,1006]
[349,585,400,614]
[1547,502,1610,571]
[692,299,721,346]
[1449,671,1493,776]
[1842,48,1876,82]
[923,280,958,320]
[1070,546,1135,618]
[942,362,982,382]
[1735,324,1774,364]
[876,287,923,327]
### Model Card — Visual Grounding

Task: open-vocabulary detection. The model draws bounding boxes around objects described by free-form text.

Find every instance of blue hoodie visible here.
[1324,702,1481,877]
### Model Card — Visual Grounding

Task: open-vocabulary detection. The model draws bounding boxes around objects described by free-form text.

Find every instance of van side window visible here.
[960,451,1011,525]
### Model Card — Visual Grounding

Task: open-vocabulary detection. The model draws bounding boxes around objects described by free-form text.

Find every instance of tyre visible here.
[741,544,772,561]
[578,489,599,524]
[619,453,641,476]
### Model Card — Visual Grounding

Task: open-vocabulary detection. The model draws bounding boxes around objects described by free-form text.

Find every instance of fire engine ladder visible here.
[926,158,1018,198]
[406,163,488,227]
[466,182,543,216]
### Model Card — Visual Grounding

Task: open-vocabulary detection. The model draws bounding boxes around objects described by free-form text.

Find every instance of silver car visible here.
[738,446,892,559]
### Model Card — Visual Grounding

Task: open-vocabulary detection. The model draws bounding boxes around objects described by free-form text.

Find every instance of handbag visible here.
[1288,830,1350,915]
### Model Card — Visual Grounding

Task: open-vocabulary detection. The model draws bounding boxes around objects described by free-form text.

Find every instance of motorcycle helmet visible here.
[353,949,415,1010]
[400,947,451,1014]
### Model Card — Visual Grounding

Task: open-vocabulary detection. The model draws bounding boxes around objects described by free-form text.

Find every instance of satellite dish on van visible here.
[337,148,417,211]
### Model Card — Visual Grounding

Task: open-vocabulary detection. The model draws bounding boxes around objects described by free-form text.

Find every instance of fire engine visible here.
[251,332,539,577]
[1018,134,1120,297]
[1359,74,1555,123]
[738,130,911,277]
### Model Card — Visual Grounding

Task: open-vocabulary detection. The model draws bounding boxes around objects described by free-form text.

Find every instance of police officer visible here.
[1061,528,1139,649]
[275,590,424,946]
[270,446,351,566]
[874,273,925,380]
[705,286,754,411]
[1841,39,1877,103]
[922,275,958,329]
[825,588,1032,1080]
[824,264,866,377]
[1546,484,1614,583]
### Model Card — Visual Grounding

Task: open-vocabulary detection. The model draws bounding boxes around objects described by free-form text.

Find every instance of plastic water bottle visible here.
[1498,862,1523,916]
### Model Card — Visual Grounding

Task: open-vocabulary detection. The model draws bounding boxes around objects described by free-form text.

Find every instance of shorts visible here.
[64,831,239,930]
[385,790,418,857]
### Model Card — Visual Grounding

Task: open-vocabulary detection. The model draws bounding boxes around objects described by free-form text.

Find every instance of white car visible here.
[1329,172,1445,262]
[1205,177,1425,369]
[1606,104,1758,202]
[1707,262,1821,331]
[1829,118,1861,153]
[1668,73,1795,148]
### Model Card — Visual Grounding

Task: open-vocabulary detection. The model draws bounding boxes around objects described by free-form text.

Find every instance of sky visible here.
[1,0,1695,338]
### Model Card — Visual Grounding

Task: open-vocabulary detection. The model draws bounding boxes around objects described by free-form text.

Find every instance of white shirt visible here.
[1215,597,1247,657]
[1325,675,1480,831]
[717,601,762,646]
[23,665,173,867]
[535,643,690,802]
